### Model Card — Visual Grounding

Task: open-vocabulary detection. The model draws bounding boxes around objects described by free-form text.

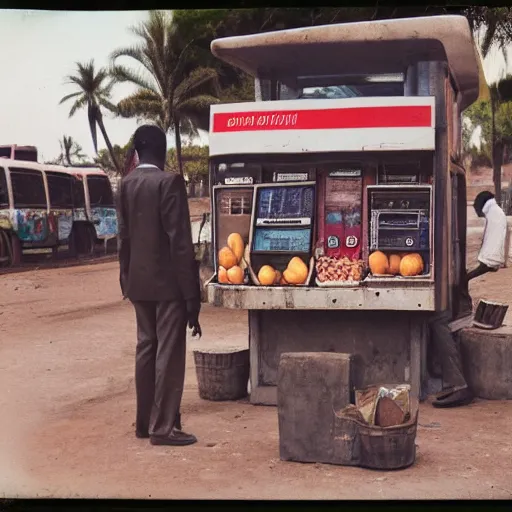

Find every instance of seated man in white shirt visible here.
[467,190,507,280]
[431,190,508,408]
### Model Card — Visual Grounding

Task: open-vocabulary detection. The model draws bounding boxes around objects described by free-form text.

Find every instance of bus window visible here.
[73,178,86,208]
[46,171,74,209]
[87,175,114,207]
[10,168,47,209]
[0,148,11,159]
[0,167,8,208]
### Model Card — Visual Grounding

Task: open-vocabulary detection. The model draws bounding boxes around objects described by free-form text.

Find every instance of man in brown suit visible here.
[117,124,201,446]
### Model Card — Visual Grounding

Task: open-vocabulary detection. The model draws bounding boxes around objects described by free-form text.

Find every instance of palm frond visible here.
[117,89,162,119]
[97,97,120,115]
[92,68,109,92]
[109,63,157,93]
[480,18,498,58]
[168,39,197,101]
[65,74,87,90]
[59,91,82,105]
[111,45,163,94]
[68,95,88,117]
[178,94,220,112]
[173,67,219,104]
[123,12,176,98]
[141,11,168,87]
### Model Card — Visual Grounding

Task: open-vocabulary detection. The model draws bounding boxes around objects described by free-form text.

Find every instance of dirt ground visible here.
[1,208,512,499]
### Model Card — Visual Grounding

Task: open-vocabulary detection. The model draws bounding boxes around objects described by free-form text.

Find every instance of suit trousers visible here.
[132,300,187,438]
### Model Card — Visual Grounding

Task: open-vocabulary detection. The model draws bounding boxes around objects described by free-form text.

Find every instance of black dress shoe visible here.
[432,386,474,408]
[136,430,149,439]
[150,429,197,446]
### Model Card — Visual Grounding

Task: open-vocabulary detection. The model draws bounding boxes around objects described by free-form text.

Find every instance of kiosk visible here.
[207,16,488,405]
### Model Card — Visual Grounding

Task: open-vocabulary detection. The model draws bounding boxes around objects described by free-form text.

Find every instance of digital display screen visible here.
[256,185,314,220]
[253,227,311,252]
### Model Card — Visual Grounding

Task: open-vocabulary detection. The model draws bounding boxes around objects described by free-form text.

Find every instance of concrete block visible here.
[277,352,353,464]
[460,326,512,399]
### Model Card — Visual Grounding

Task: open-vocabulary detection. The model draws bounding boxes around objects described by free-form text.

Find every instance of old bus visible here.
[0,159,117,266]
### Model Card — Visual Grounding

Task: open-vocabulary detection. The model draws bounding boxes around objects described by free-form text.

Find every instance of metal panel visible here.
[210,16,481,110]
[209,97,436,157]
[416,61,449,311]
[254,78,262,101]
[208,283,435,311]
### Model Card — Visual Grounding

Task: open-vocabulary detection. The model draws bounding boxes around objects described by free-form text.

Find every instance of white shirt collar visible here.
[137,163,160,169]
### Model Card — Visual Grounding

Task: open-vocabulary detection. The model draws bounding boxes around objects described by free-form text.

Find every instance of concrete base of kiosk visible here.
[248,309,429,406]
[208,282,435,406]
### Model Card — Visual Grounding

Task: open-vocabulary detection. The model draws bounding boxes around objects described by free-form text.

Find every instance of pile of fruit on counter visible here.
[257,257,309,286]
[368,250,424,277]
[218,233,248,285]
[217,233,310,286]
[316,256,364,283]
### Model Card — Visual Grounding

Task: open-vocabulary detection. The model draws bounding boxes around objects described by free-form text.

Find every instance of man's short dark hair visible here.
[474,190,495,213]
[133,124,166,159]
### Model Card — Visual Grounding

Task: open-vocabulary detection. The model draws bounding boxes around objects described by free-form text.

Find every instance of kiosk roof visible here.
[211,15,487,110]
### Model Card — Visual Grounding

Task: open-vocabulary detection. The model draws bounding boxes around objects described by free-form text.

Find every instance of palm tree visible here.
[47,135,86,166]
[110,10,220,176]
[59,60,121,173]
[465,7,512,60]
[60,135,86,166]
[490,75,512,203]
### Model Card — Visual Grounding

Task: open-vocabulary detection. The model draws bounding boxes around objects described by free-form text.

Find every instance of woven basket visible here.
[333,396,418,470]
[357,412,418,470]
[194,348,250,401]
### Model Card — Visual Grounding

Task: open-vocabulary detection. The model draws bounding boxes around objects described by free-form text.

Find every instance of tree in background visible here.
[167,143,208,196]
[465,7,512,60]
[173,7,512,103]
[110,10,220,176]
[59,60,121,174]
[490,77,512,202]
[46,135,87,166]
[464,75,512,200]
[94,143,132,176]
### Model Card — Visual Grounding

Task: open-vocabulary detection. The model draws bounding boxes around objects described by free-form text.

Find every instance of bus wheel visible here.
[0,231,21,267]
[0,230,8,266]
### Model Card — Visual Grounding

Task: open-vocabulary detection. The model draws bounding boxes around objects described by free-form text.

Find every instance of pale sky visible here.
[0,10,509,162]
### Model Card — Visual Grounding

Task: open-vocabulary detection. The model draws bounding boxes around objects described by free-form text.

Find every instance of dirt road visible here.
[1,219,512,498]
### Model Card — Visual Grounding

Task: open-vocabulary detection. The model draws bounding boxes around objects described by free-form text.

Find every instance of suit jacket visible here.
[117,164,200,302]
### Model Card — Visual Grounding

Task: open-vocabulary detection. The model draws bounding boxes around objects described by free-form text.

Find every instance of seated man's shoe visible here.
[150,429,197,446]
[432,386,474,408]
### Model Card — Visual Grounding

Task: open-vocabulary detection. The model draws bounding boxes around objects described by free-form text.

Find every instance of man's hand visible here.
[186,298,202,338]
